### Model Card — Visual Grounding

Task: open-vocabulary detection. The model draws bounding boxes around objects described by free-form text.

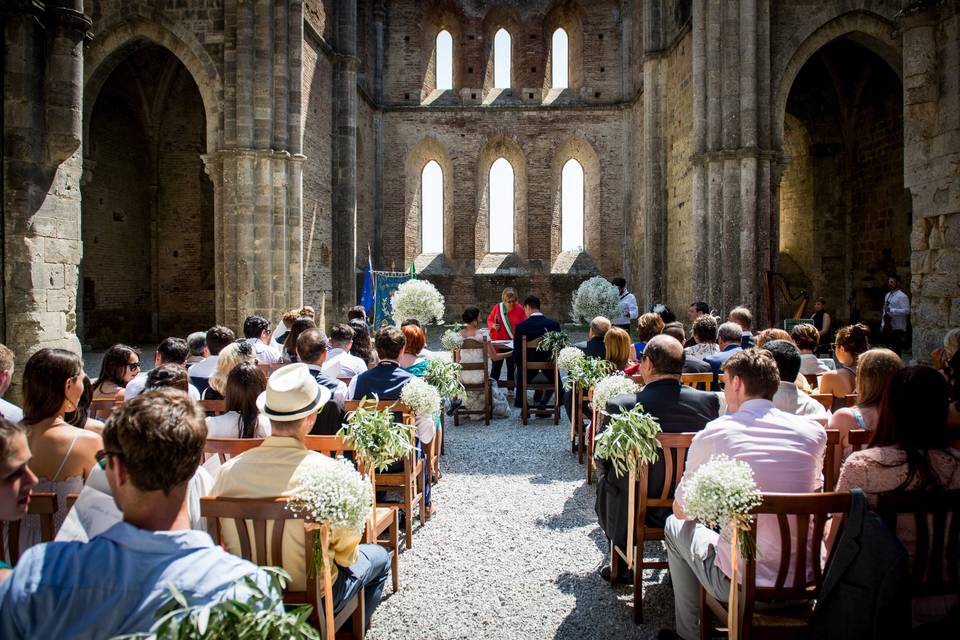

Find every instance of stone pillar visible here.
[332,0,359,317]
[2,1,88,398]
[640,0,666,310]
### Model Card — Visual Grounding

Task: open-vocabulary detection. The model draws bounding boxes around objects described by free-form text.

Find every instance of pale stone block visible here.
[42,237,80,264]
[46,289,74,313]
[44,263,65,289]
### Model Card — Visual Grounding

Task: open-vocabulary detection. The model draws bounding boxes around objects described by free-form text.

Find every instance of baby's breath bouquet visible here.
[570,276,622,324]
[424,349,453,362]
[567,356,614,391]
[338,399,413,472]
[400,377,442,417]
[682,454,762,560]
[537,330,570,357]
[557,346,585,372]
[590,373,641,411]
[593,405,662,477]
[390,279,445,326]
[423,358,466,400]
[440,329,464,351]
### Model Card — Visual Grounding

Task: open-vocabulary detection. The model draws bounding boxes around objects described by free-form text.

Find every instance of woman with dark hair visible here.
[817,323,870,400]
[144,364,190,394]
[20,348,101,549]
[205,363,270,439]
[282,317,317,363]
[835,366,960,624]
[64,375,105,434]
[349,319,376,368]
[91,344,140,401]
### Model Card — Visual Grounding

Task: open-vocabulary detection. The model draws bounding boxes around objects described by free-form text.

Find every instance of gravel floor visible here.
[366,408,676,640]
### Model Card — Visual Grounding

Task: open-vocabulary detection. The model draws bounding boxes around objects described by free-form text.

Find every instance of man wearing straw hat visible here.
[210,363,390,630]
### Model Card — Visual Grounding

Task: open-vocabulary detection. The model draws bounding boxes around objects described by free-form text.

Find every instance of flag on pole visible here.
[360,248,374,316]
[409,261,417,279]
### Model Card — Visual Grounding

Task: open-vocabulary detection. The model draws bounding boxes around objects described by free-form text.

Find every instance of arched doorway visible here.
[80,42,215,348]
[778,37,908,334]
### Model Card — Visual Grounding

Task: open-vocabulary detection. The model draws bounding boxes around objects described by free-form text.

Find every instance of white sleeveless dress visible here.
[18,429,84,552]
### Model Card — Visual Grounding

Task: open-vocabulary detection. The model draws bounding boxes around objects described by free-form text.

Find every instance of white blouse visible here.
[205,411,272,439]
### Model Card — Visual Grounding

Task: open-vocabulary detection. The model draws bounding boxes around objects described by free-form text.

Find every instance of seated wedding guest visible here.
[762,340,830,421]
[663,349,825,640]
[835,366,960,625]
[203,341,257,401]
[935,328,960,428]
[487,287,527,384]
[610,277,639,331]
[349,319,377,368]
[685,302,710,347]
[457,307,511,418]
[243,315,283,365]
[323,323,368,379]
[92,344,140,401]
[512,296,562,410]
[299,305,316,321]
[0,419,38,580]
[829,348,902,448]
[0,390,279,637]
[125,337,200,400]
[663,323,711,374]
[632,312,665,360]
[211,365,389,628]
[65,376,104,434]
[205,362,271,439]
[19,349,102,551]
[144,364,190,394]
[755,328,813,394]
[189,325,236,395]
[282,317,317,364]
[576,316,610,358]
[597,335,719,582]
[704,321,744,375]
[398,324,429,376]
[0,345,23,423]
[272,309,299,347]
[297,329,348,436]
[792,322,831,376]
[818,323,870,402]
[728,306,755,348]
[604,327,633,372]
[185,331,208,366]
[347,305,369,325]
[651,303,677,325]
[685,314,720,360]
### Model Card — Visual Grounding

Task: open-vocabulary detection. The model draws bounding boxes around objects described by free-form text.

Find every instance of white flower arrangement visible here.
[390,279,445,326]
[286,458,373,535]
[400,377,442,417]
[440,329,464,351]
[423,349,453,362]
[557,346,585,372]
[570,276,622,324]
[590,373,641,412]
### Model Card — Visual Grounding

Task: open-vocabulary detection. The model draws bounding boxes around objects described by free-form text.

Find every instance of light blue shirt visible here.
[0,521,280,639]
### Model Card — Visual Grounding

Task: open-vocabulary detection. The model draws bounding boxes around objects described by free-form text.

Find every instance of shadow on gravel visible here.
[552,571,655,640]
[535,482,602,534]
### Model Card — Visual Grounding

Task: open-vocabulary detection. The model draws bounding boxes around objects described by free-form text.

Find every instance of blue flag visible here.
[360,250,374,315]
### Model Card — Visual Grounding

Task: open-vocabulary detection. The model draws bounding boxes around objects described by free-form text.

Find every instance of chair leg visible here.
[417,472,427,526]
[522,388,529,425]
[390,512,400,593]
[633,559,644,625]
[609,541,619,582]
[352,591,365,639]
[699,585,710,640]
[403,480,413,549]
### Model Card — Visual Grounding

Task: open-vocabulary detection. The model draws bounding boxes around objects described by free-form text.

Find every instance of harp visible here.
[764,271,809,326]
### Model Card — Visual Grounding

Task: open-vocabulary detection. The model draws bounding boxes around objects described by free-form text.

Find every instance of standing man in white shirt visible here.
[322,323,368,379]
[242,315,283,365]
[881,274,910,356]
[610,277,639,332]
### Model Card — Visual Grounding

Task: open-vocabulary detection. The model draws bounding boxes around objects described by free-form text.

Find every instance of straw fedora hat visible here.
[256,363,331,422]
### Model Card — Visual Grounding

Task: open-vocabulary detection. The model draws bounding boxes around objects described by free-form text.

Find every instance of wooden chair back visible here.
[453,336,491,425]
[823,429,841,491]
[203,438,265,464]
[338,377,353,386]
[89,397,121,420]
[848,428,871,451]
[520,336,560,425]
[802,373,820,388]
[877,489,960,597]
[680,372,714,391]
[199,399,227,416]
[810,394,834,413]
[258,363,285,378]
[2,492,59,565]
[304,435,355,459]
[200,496,364,638]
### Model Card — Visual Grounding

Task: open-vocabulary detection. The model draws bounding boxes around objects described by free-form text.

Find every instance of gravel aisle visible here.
[366,412,675,640]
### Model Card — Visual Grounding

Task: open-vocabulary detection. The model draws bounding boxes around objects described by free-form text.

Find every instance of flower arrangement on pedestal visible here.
[570,276,622,324]
[390,279,445,326]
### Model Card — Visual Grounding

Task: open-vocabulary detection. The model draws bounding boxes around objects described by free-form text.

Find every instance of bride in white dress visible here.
[458,307,512,418]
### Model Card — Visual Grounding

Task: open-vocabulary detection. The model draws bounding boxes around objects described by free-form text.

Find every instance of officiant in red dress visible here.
[486,288,525,384]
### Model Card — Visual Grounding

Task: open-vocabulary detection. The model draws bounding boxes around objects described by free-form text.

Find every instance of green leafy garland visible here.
[566,356,614,391]
[423,358,466,400]
[337,398,413,472]
[593,404,663,478]
[537,331,570,357]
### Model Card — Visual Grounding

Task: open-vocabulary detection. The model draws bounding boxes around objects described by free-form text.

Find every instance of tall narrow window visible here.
[436,30,453,91]
[421,160,444,253]
[494,28,511,89]
[552,28,569,89]
[489,157,514,253]
[561,159,584,251]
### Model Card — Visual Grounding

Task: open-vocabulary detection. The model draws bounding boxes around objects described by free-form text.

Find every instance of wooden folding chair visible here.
[699,492,852,640]
[848,428,871,451]
[203,437,265,465]
[810,394,834,413]
[520,336,560,425]
[570,382,589,464]
[680,373,715,391]
[2,492,59,565]
[586,391,600,484]
[304,435,400,593]
[344,400,425,549]
[609,433,697,624]
[453,336,491,425]
[802,373,819,388]
[201,496,364,639]
[199,399,227,416]
[823,429,841,491]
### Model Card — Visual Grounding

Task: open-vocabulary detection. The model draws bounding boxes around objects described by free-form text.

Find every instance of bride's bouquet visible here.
[390,279,445,326]
[570,276,622,324]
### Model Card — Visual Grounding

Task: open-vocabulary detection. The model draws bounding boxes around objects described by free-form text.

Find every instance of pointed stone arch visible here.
[549,137,601,274]
[476,135,528,271]
[404,138,455,264]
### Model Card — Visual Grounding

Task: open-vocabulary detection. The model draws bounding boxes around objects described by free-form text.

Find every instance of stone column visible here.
[332,0,359,317]
[640,0,666,310]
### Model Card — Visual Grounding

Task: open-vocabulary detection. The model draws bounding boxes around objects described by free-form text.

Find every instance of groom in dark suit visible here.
[595,334,719,581]
[512,296,562,409]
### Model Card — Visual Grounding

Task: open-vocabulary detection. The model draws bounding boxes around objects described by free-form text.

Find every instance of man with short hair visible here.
[684,302,710,347]
[0,390,280,637]
[662,350,825,640]
[728,306,755,349]
[188,325,236,395]
[663,323,711,374]
[762,340,830,421]
[297,329,348,435]
[685,315,720,360]
[124,337,201,401]
[576,316,611,358]
[512,296,563,410]
[243,315,283,365]
[881,274,910,356]
[610,277,639,331]
[323,323,368,380]
[596,335,719,582]
[211,366,390,630]
[704,321,744,375]
[0,344,23,423]
[185,331,208,366]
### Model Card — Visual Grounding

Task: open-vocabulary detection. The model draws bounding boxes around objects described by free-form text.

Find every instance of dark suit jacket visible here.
[577,336,606,359]
[741,332,755,349]
[704,345,742,374]
[307,366,346,436]
[595,379,719,547]
[682,355,712,374]
[351,361,414,401]
[511,313,562,369]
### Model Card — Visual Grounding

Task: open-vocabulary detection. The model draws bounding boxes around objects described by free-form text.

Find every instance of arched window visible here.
[494,29,511,89]
[436,30,453,91]
[561,159,584,251]
[552,28,569,89]
[489,157,514,253]
[421,160,444,253]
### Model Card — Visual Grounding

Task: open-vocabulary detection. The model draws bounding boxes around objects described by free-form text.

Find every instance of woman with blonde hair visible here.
[818,323,870,401]
[203,341,257,400]
[828,348,902,447]
[487,287,526,385]
[604,327,633,372]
